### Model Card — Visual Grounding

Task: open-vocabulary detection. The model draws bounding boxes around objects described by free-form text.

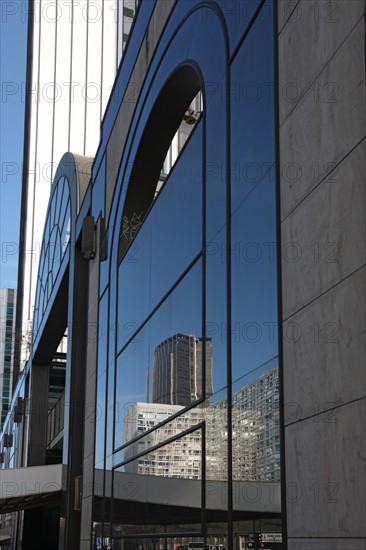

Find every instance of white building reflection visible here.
[123,365,279,482]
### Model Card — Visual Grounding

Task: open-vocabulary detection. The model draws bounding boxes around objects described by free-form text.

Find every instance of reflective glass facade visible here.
[93,1,281,548]
[33,176,70,344]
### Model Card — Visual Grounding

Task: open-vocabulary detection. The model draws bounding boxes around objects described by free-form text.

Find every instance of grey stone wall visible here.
[278,1,366,548]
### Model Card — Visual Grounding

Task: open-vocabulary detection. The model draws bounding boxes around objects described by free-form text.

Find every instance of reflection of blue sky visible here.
[231,7,275,213]
[231,355,278,394]
[231,173,278,382]
[230,3,278,383]
[32,177,71,341]
[118,122,202,348]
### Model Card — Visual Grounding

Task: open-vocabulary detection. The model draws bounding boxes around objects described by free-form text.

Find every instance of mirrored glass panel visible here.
[205,228,228,397]
[32,176,70,341]
[230,2,280,524]
[95,291,109,466]
[205,388,228,483]
[117,122,203,351]
[230,0,277,389]
[114,406,204,467]
[205,74,227,244]
[116,428,202,480]
[231,175,278,383]
[231,357,280,483]
[111,430,203,538]
[115,260,205,451]
[106,271,118,470]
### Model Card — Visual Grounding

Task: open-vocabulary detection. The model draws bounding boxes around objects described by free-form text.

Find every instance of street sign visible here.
[261,534,282,543]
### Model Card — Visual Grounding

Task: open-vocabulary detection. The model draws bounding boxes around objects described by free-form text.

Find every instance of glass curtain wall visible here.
[94,2,280,549]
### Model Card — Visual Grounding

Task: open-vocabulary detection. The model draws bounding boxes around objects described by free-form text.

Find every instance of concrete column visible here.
[27,364,49,466]
[58,246,89,549]
[23,364,50,549]
[278,1,366,548]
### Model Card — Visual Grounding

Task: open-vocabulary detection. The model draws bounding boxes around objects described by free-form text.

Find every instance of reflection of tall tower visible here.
[152,333,213,406]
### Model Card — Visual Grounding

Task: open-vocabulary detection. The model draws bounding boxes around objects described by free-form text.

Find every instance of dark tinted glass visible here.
[230,0,277,385]
[230,0,280,500]
[95,292,108,465]
[111,430,203,537]
[114,260,202,450]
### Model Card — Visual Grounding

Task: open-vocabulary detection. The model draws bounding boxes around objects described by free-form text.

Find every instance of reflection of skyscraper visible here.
[152,334,213,406]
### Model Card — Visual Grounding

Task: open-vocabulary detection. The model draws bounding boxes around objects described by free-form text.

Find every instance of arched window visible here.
[33,176,70,341]
[118,65,203,262]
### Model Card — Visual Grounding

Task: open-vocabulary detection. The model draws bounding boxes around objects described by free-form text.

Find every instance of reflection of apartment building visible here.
[0,289,16,427]
[124,368,279,483]
[152,334,213,406]
[232,368,280,482]
[124,403,203,478]
[131,432,202,479]
[124,402,184,444]
[207,368,280,483]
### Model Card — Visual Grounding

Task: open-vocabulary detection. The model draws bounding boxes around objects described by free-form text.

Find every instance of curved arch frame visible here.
[118,63,203,261]
[107,1,229,280]
[32,174,71,345]
[32,153,92,356]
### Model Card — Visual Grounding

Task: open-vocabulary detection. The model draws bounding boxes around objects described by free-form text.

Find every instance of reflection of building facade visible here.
[124,403,203,479]
[0,2,364,549]
[125,403,178,443]
[124,368,279,483]
[232,368,280,482]
[152,334,213,406]
[0,289,16,428]
[207,368,280,483]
